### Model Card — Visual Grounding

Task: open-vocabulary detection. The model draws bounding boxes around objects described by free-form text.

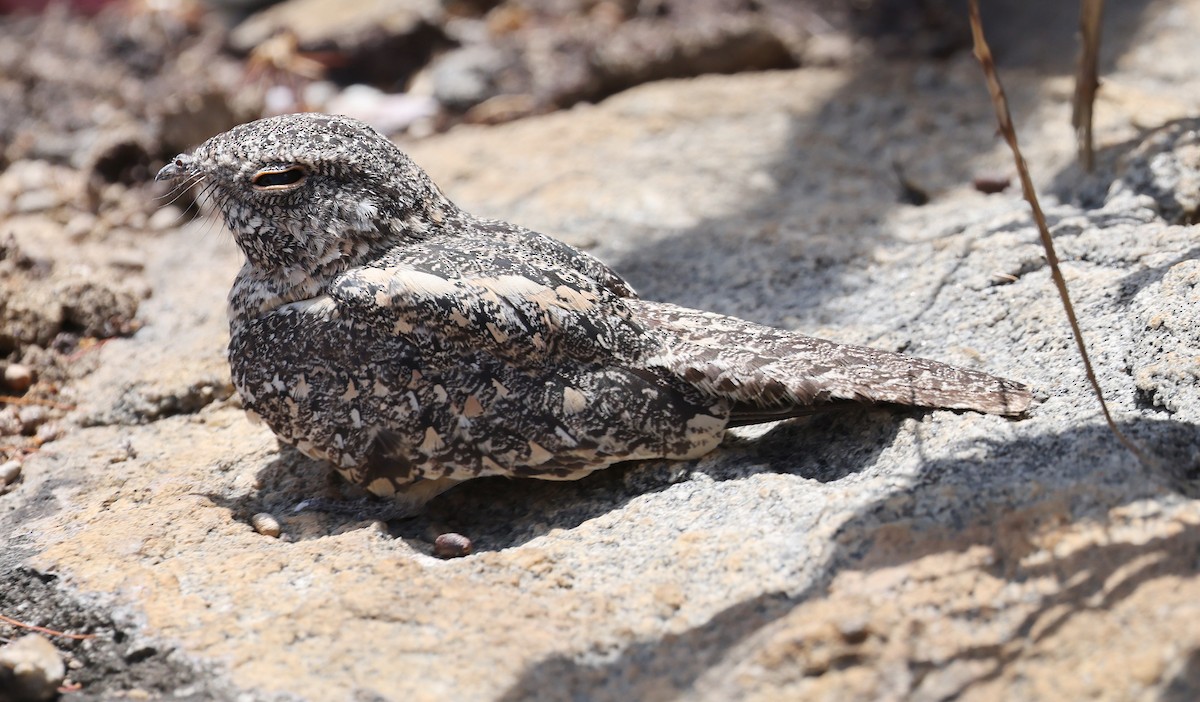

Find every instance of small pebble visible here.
[13,188,64,214]
[251,512,282,538]
[0,634,66,702]
[3,363,34,392]
[433,532,473,559]
[147,205,182,231]
[0,460,20,486]
[0,408,21,436]
[64,212,99,241]
[973,174,1011,195]
[34,421,64,445]
[835,615,871,644]
[325,84,439,134]
[17,405,48,435]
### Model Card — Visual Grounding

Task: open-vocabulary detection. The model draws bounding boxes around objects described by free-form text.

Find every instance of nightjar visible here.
[157,113,1031,506]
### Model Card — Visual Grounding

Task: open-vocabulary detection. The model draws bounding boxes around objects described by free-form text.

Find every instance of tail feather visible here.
[631,300,1032,419]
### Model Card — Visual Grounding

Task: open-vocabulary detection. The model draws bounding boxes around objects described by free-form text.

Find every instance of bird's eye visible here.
[252,166,308,190]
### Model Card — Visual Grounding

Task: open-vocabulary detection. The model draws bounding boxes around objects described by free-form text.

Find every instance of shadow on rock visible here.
[400,406,905,552]
[611,1,1156,332]
[496,418,1200,701]
[1054,117,1200,224]
[0,547,235,701]
[222,406,903,552]
[1161,647,1200,702]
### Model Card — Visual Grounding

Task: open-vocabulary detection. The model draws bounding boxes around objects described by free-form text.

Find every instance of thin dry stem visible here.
[968,0,1152,467]
[0,613,96,640]
[1072,0,1105,171]
[0,395,75,411]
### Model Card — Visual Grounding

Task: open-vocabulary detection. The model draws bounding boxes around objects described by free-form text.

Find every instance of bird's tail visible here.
[631,300,1032,423]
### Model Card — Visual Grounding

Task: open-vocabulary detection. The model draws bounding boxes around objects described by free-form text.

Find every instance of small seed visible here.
[433,532,472,559]
[251,512,281,538]
[972,174,1011,195]
[34,421,63,444]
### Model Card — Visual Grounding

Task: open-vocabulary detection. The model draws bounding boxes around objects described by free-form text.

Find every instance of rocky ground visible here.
[3,0,1200,700]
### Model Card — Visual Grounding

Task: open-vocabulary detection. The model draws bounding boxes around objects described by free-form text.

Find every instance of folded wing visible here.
[632,300,1032,421]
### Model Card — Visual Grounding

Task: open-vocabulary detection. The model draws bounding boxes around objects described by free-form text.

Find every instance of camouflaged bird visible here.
[157,113,1031,506]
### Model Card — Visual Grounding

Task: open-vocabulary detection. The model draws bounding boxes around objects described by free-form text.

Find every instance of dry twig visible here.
[0,395,75,411]
[0,613,96,641]
[1072,0,1105,171]
[968,0,1151,466]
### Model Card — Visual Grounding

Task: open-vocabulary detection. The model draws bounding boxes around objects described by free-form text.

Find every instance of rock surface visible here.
[4,2,1200,700]
[227,0,811,119]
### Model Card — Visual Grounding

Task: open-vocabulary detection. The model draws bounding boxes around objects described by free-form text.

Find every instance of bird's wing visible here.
[330,261,654,367]
[632,300,1032,417]
[299,274,728,493]
[470,220,640,299]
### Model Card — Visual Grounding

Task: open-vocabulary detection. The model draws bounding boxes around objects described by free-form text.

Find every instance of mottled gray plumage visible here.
[157,113,1031,504]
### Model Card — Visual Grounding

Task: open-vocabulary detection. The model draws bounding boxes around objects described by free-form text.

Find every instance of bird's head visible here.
[157,113,454,282]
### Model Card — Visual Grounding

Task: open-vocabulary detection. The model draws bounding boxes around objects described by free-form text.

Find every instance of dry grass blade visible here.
[1072,0,1105,171]
[967,0,1152,467]
[0,395,75,411]
[0,612,96,640]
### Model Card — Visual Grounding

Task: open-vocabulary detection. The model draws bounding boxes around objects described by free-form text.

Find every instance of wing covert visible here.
[331,262,654,366]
